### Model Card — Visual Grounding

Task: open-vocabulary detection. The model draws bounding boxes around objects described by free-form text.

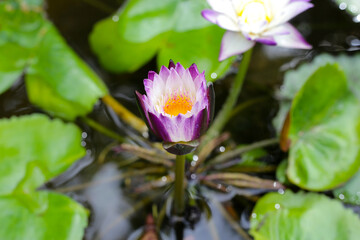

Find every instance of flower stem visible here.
[174,154,186,216]
[102,95,147,134]
[200,49,253,150]
[82,117,126,143]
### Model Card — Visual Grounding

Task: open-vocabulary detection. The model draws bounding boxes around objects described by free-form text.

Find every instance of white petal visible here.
[269,0,291,16]
[207,0,237,19]
[273,23,311,49]
[270,1,313,27]
[219,31,255,61]
[202,10,239,31]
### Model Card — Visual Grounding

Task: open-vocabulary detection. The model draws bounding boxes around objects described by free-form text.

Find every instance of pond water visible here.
[1,0,359,239]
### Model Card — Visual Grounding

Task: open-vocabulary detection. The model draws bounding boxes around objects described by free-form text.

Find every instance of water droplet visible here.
[82,132,88,138]
[226,186,233,192]
[161,176,167,182]
[211,72,217,79]
[353,14,360,23]
[191,174,197,180]
[275,203,280,209]
[112,15,119,22]
[339,194,345,200]
[86,149,92,154]
[142,132,149,138]
[339,2,347,10]
[191,161,196,166]
[273,182,278,188]
[219,146,225,152]
[251,213,257,218]
[81,141,86,147]
[193,155,199,161]
[278,189,285,194]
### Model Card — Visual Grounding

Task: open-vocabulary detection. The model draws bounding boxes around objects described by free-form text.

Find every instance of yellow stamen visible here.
[236,0,272,23]
[163,93,193,117]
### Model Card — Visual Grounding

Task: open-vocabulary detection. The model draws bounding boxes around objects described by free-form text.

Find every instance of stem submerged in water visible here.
[200,49,253,149]
[174,154,186,216]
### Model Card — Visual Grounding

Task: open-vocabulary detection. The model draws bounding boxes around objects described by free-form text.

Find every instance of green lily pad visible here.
[334,170,360,205]
[276,160,290,185]
[0,114,86,194]
[89,0,235,81]
[273,53,360,133]
[287,64,360,190]
[0,0,108,120]
[250,191,360,240]
[0,114,88,239]
[0,192,88,240]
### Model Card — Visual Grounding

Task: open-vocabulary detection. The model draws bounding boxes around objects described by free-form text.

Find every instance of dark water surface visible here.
[1,0,360,239]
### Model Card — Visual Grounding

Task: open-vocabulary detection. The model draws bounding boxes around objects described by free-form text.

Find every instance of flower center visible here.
[236,0,272,24]
[163,93,193,117]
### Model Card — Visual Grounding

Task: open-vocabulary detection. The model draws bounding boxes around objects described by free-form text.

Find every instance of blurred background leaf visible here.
[287,65,360,190]
[273,53,360,133]
[250,191,360,240]
[334,170,360,205]
[89,0,235,81]
[0,114,88,240]
[0,0,108,120]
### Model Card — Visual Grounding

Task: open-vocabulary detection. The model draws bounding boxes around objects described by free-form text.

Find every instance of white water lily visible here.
[202,0,313,60]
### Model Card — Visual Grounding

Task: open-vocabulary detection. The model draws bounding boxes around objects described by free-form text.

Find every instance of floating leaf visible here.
[287,65,360,190]
[334,170,360,205]
[89,0,234,81]
[273,53,360,133]
[276,160,290,185]
[0,0,108,119]
[0,114,86,194]
[0,192,88,240]
[250,191,360,240]
[0,114,88,239]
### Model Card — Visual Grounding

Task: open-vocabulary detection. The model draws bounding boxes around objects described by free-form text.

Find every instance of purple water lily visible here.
[136,61,214,155]
[202,0,313,61]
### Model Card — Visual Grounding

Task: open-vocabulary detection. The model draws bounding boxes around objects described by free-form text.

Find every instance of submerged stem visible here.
[200,49,253,150]
[82,117,125,143]
[174,155,186,216]
[102,95,147,134]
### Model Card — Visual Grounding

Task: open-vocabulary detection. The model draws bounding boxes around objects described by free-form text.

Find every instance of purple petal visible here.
[143,78,153,96]
[263,25,291,37]
[147,71,156,81]
[159,65,171,80]
[168,59,175,69]
[188,63,199,80]
[148,112,172,142]
[135,91,153,132]
[255,36,277,45]
[219,31,255,61]
[193,72,206,91]
[201,9,239,31]
[273,23,312,49]
[191,108,208,139]
[175,62,186,77]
